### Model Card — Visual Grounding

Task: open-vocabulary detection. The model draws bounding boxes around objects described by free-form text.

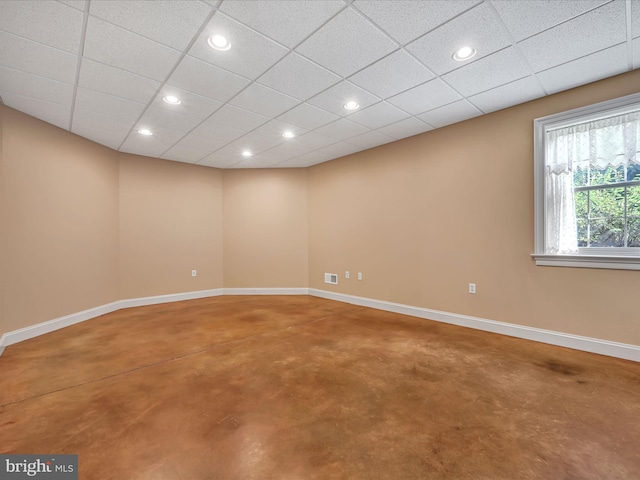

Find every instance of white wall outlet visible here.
[469,283,476,294]
[358,272,363,281]
[192,270,197,277]
[345,271,350,279]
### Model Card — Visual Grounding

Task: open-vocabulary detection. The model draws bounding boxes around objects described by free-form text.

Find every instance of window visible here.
[533,93,640,270]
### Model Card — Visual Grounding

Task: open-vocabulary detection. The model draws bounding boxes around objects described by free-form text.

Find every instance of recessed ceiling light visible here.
[282,131,295,138]
[452,46,476,62]
[242,150,253,157]
[137,128,153,136]
[344,101,360,111]
[208,34,231,51]
[162,95,181,105]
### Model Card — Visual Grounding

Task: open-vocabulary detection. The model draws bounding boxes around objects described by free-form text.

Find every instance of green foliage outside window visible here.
[574,165,640,247]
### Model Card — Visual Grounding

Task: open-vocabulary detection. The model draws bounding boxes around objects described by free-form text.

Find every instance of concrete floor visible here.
[1,295,639,479]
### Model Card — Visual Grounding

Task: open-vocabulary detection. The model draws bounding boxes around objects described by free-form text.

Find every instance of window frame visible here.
[532,92,640,271]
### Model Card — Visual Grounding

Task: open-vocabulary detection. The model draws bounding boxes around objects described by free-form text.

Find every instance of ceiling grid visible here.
[0,0,636,169]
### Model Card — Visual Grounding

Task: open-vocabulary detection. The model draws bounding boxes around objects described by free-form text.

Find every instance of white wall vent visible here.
[324,273,338,285]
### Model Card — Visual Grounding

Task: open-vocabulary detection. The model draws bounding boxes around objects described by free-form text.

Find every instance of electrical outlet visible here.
[192,270,197,277]
[345,271,350,279]
[358,272,363,281]
[469,283,476,294]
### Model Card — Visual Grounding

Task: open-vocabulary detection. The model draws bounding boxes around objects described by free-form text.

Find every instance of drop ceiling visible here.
[0,0,638,169]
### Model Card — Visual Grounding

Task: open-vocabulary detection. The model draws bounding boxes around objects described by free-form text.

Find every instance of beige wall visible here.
[1,106,119,335]
[308,70,640,346]
[118,154,223,299]
[223,169,308,288]
[2,71,639,348]
[0,106,5,336]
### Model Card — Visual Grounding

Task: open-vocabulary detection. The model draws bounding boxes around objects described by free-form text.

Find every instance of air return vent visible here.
[324,273,338,285]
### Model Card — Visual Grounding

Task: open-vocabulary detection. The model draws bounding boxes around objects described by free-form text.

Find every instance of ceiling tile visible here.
[150,85,223,120]
[536,43,629,95]
[188,11,288,79]
[0,31,77,84]
[354,0,480,45]
[275,150,336,168]
[387,78,461,115]
[229,83,299,117]
[137,106,203,133]
[0,66,74,106]
[253,119,308,139]
[633,1,640,38]
[258,53,341,101]
[376,117,433,140]
[89,0,211,50]
[71,108,132,149]
[0,0,83,53]
[219,0,345,48]
[346,101,409,129]
[314,118,369,141]
[168,55,251,102]
[74,87,146,122]
[224,132,284,154]
[517,1,626,72]
[83,16,181,81]
[296,7,398,77]
[206,104,269,132]
[78,58,160,104]
[292,131,338,150]
[307,80,380,117]
[347,130,395,149]
[191,119,245,144]
[349,50,434,99]
[276,102,340,130]
[493,0,609,42]
[198,150,239,169]
[319,141,362,158]
[257,141,311,162]
[120,127,185,158]
[161,133,228,163]
[58,1,86,10]
[417,100,482,128]
[406,2,511,75]
[0,91,71,130]
[441,47,530,97]
[468,76,545,113]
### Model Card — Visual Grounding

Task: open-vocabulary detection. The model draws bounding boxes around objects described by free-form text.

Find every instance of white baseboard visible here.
[119,288,224,309]
[308,289,640,362]
[2,288,638,362]
[0,289,223,351]
[223,288,309,295]
[0,301,122,349]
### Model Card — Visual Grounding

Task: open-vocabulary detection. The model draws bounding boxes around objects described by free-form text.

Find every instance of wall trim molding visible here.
[223,288,309,295]
[1,288,638,362]
[0,289,223,351]
[308,289,640,362]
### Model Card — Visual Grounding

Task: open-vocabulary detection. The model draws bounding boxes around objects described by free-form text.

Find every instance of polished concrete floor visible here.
[1,295,639,479]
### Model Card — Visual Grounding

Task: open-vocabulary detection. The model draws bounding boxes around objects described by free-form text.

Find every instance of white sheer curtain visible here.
[545,111,640,254]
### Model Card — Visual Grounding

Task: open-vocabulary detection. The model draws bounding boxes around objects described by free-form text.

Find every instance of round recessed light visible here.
[137,128,153,136]
[208,34,231,51]
[282,131,295,138]
[162,95,181,105]
[453,46,477,62]
[242,150,253,157]
[344,100,360,111]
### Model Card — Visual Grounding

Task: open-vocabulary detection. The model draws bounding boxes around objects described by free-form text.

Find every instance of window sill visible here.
[531,254,640,271]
